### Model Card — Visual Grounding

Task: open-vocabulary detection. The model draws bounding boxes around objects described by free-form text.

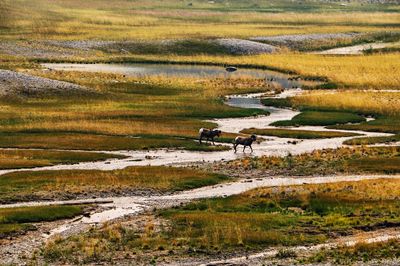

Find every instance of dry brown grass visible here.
[125,53,400,89]
[0,166,228,202]
[0,70,272,140]
[245,178,400,202]
[292,90,400,116]
[2,0,399,40]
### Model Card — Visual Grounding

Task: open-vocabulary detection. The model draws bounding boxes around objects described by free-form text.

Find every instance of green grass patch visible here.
[347,157,400,174]
[331,116,400,134]
[0,132,229,151]
[271,111,366,127]
[0,149,125,169]
[0,205,84,238]
[0,166,229,203]
[261,97,293,108]
[364,47,400,54]
[240,128,360,139]
[344,134,400,145]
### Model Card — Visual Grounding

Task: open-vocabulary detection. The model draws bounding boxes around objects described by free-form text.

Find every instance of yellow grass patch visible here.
[128,53,400,89]
[292,90,400,116]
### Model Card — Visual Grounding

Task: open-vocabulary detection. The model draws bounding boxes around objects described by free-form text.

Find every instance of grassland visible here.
[1,0,399,41]
[271,111,365,127]
[41,178,400,264]
[0,149,124,169]
[240,128,360,139]
[228,146,400,176]
[0,132,230,151]
[332,116,400,134]
[0,69,270,152]
[304,239,400,264]
[292,90,400,117]
[0,166,228,203]
[344,134,400,145]
[262,90,400,142]
[0,205,85,237]
[39,53,400,90]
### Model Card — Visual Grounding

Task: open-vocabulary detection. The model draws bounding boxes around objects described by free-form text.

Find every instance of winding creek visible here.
[1,63,399,264]
[0,89,391,176]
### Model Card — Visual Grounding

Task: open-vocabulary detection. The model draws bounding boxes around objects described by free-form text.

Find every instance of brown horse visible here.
[199,128,221,145]
[233,135,257,153]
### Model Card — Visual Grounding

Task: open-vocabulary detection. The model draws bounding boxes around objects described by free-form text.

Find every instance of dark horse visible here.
[199,128,221,145]
[234,135,257,153]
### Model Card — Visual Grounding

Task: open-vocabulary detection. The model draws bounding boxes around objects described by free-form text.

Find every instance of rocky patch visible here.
[0,70,93,98]
[215,38,278,55]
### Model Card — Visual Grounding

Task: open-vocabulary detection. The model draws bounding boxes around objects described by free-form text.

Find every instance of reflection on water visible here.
[43,63,303,88]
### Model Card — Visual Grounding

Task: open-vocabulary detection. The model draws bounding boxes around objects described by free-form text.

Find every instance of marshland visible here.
[0,0,400,265]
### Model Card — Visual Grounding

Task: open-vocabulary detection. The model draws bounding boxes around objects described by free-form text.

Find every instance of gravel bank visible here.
[0,41,99,59]
[0,70,92,97]
[315,41,400,55]
[215,38,278,55]
[251,33,361,43]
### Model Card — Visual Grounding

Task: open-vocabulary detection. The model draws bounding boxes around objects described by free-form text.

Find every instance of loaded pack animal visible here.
[199,128,222,145]
[233,135,257,153]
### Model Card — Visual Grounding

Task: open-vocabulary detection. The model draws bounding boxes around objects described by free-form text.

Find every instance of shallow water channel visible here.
[43,62,303,88]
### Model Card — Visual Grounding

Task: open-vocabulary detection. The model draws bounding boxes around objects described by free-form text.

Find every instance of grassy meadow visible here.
[0,205,85,237]
[0,69,272,153]
[261,89,400,145]
[38,53,400,90]
[0,166,228,203]
[271,111,366,127]
[1,0,399,40]
[0,149,124,169]
[304,239,400,264]
[41,178,400,264]
[0,0,399,265]
[229,146,400,176]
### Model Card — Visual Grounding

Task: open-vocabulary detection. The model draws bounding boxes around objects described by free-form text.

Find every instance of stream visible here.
[0,63,399,265]
[0,88,392,176]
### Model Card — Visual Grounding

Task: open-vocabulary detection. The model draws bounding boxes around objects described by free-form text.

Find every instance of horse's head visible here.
[251,135,257,141]
[213,129,222,137]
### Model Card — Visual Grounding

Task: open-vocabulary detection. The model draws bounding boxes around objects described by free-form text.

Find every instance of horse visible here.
[233,135,257,153]
[199,128,221,145]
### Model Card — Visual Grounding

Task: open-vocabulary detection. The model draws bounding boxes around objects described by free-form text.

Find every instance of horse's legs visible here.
[250,145,253,153]
[212,137,215,145]
[243,145,246,152]
[199,135,202,144]
[233,144,237,153]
